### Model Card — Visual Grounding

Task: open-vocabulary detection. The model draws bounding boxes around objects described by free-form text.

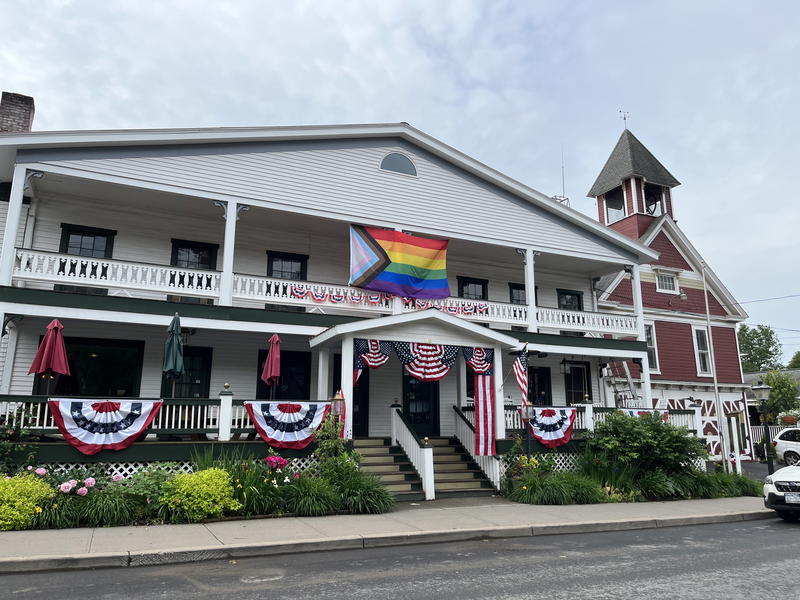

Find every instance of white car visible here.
[764,465,800,521]
[773,428,800,465]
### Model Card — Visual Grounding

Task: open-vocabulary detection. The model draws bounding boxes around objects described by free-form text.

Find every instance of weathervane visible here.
[619,110,630,127]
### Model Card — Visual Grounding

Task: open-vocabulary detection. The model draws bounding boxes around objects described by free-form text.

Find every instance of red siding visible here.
[608,214,656,239]
[607,277,727,316]
[650,232,693,270]
[651,321,742,384]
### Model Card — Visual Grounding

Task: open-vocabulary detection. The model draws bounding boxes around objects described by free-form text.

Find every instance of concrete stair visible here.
[429,437,495,499]
[351,438,425,502]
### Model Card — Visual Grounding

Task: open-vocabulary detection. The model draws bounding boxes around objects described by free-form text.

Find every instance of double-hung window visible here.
[268,251,308,281]
[168,239,219,304]
[644,324,659,372]
[655,272,679,294]
[693,326,712,375]
[458,276,488,301]
[56,224,117,295]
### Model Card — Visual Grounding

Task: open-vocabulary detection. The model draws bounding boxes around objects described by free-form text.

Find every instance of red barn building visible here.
[590,130,750,459]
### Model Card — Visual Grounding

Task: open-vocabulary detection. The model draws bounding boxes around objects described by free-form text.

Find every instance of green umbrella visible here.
[163,313,184,398]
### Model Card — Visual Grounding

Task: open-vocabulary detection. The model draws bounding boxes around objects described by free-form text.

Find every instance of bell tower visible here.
[588,129,680,240]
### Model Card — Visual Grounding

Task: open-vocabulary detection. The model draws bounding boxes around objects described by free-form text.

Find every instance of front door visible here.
[332,354,370,438]
[161,346,213,398]
[529,366,552,406]
[402,370,439,436]
[256,350,311,400]
[564,361,592,405]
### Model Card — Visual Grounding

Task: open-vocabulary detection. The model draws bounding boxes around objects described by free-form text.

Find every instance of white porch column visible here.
[0,318,19,394]
[316,347,331,401]
[340,334,354,439]
[524,248,538,332]
[493,344,506,441]
[639,354,653,407]
[0,165,27,285]
[456,354,467,408]
[219,200,238,306]
[629,264,646,341]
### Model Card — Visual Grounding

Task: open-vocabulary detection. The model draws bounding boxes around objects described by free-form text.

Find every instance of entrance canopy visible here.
[308,309,521,350]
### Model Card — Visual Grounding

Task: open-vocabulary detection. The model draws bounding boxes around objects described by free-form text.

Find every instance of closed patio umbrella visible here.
[163,313,184,398]
[29,319,71,395]
[261,334,281,400]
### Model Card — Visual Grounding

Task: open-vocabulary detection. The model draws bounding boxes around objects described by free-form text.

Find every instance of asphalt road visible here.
[2,519,797,599]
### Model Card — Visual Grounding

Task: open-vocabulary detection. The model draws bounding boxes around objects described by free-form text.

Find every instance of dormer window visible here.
[604,187,626,223]
[644,183,664,216]
[380,152,417,176]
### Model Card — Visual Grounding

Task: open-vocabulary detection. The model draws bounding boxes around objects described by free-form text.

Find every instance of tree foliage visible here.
[787,351,800,370]
[761,370,800,423]
[738,324,782,373]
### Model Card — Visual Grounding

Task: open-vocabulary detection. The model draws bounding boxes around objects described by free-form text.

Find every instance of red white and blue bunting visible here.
[526,407,577,449]
[48,399,162,456]
[395,342,461,382]
[244,401,330,449]
[619,408,669,422]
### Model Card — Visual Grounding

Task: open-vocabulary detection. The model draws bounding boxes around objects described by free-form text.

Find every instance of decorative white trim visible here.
[654,272,680,295]
[644,322,661,374]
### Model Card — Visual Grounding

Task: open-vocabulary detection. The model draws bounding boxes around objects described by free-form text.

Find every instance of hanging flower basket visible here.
[781,415,798,425]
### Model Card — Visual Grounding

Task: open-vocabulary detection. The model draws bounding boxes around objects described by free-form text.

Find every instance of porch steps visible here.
[351,438,425,502]
[429,437,495,499]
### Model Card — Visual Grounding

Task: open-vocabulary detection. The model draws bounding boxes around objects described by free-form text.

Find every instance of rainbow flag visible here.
[349,225,450,299]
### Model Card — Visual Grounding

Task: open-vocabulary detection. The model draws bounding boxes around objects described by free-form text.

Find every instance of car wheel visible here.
[785,451,800,466]
[778,511,800,522]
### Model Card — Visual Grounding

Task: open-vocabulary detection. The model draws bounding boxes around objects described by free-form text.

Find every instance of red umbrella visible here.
[261,334,281,391]
[29,319,71,393]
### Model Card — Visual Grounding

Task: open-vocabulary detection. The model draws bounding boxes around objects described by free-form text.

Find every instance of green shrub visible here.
[158,468,241,523]
[283,477,340,516]
[338,473,395,514]
[313,415,348,461]
[576,450,639,495]
[0,474,55,530]
[584,412,707,476]
[125,467,175,520]
[231,460,287,516]
[637,470,677,500]
[319,451,361,483]
[79,483,137,527]
[32,495,81,529]
[509,472,604,505]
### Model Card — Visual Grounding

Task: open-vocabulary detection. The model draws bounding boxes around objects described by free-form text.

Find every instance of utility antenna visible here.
[619,110,630,128]
[552,144,570,207]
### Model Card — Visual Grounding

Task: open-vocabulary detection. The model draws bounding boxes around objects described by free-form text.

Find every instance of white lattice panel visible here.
[500,452,579,480]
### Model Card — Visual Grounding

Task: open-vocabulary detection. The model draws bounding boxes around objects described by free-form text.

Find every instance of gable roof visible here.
[598,214,747,320]
[0,122,658,264]
[309,308,521,348]
[588,129,681,197]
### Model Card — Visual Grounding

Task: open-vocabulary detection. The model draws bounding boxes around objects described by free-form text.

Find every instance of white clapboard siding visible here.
[27,138,634,262]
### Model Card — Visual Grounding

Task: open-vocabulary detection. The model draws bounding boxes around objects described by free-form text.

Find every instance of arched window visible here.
[380,152,417,176]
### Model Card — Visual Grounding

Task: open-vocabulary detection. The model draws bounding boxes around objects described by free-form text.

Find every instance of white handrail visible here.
[537,306,638,336]
[14,249,220,298]
[453,406,501,490]
[391,407,435,500]
[400,296,528,324]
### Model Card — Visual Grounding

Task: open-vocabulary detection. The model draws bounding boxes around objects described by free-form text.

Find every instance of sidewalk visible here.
[0,496,772,573]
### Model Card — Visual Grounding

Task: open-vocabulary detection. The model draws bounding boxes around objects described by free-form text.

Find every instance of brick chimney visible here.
[0,92,35,133]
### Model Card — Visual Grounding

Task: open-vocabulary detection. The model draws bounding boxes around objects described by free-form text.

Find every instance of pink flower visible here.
[83,477,96,488]
[265,456,289,470]
[35,468,47,476]
[26,466,33,471]
[112,474,123,482]
[76,487,88,496]
[293,472,300,480]
[68,479,77,487]
[59,482,72,493]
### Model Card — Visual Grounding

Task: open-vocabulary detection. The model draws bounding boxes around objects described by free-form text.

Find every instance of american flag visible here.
[513,346,529,407]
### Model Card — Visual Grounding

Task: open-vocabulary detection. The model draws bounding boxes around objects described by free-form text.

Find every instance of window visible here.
[655,272,678,294]
[509,283,538,306]
[564,361,592,405]
[267,251,308,281]
[171,239,218,270]
[645,324,659,372]
[604,187,626,223]
[458,276,488,300]
[779,430,800,442]
[59,224,116,258]
[380,152,417,176]
[557,289,583,312]
[644,183,664,216]
[56,224,117,296]
[693,327,712,375]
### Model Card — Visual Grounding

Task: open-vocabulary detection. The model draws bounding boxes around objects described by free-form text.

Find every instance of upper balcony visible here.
[4,171,641,338]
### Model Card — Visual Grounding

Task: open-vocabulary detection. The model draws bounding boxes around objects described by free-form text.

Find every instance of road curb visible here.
[0,509,775,574]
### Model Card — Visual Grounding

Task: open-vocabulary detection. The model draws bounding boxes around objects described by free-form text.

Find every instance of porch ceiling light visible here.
[751,381,772,402]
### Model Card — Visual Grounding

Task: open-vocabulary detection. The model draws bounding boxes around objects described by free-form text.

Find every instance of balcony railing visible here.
[14,249,220,298]
[11,248,638,335]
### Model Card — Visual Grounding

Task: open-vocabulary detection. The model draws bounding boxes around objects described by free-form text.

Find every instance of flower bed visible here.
[1,417,395,530]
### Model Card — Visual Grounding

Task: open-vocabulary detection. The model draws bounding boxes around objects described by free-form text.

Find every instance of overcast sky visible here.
[2,1,799,360]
